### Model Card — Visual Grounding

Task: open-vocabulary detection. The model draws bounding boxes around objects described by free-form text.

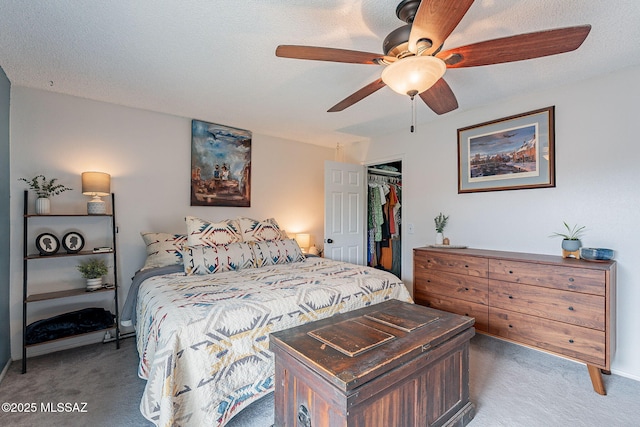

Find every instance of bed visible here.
[122,216,412,426]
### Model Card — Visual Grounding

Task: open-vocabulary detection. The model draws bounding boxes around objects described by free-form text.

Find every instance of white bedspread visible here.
[136,257,412,426]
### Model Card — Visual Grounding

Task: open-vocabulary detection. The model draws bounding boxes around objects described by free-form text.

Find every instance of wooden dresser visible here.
[413,247,616,395]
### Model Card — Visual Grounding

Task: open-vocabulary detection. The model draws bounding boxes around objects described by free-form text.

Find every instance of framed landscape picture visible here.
[191,119,252,207]
[457,106,555,193]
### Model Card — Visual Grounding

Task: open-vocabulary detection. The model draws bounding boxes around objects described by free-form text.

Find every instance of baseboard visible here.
[611,368,640,382]
[0,357,11,385]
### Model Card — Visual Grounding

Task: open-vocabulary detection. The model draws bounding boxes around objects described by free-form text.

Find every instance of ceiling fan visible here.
[276,0,591,115]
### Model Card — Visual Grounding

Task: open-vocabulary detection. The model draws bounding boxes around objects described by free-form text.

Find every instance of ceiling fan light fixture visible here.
[381,56,446,96]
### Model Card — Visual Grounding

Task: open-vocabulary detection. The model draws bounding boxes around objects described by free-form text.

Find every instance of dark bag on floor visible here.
[25,307,115,345]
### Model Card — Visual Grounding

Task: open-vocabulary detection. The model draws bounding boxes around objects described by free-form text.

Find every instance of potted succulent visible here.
[550,222,586,253]
[19,174,72,214]
[77,258,108,290]
[434,212,449,245]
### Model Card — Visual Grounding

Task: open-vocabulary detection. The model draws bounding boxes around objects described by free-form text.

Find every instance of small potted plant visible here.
[550,222,586,254]
[434,212,449,245]
[19,174,72,214]
[77,258,108,291]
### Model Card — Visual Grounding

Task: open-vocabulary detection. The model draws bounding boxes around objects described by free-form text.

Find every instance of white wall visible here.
[350,65,640,380]
[9,87,334,359]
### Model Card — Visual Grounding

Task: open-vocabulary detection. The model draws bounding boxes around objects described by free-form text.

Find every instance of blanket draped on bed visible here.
[133,257,412,426]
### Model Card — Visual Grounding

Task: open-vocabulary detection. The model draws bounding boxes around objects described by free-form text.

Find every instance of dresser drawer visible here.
[415,293,488,332]
[488,259,606,296]
[414,251,487,278]
[489,280,605,330]
[488,307,605,367]
[415,270,488,305]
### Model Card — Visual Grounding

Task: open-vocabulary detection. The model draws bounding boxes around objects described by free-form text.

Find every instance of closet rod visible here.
[367,167,401,177]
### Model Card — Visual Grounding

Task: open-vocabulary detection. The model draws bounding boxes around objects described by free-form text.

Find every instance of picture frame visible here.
[36,232,60,256]
[62,231,85,254]
[190,119,252,207]
[457,106,555,193]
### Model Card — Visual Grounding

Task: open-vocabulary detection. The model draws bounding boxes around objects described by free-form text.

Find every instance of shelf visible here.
[26,286,115,303]
[25,324,116,348]
[26,249,113,260]
[22,190,120,373]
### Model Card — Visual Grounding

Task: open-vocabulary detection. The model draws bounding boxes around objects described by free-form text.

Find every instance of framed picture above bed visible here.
[191,119,252,207]
[457,106,555,193]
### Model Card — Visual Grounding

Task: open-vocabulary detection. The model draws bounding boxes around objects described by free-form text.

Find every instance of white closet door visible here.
[323,161,366,265]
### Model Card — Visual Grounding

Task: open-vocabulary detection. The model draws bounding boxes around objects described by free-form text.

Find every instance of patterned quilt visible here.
[135,257,412,426]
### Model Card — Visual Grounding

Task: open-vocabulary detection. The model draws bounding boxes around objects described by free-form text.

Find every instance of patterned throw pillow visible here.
[237,217,286,242]
[185,216,243,247]
[182,242,256,275]
[140,232,187,270]
[251,239,305,268]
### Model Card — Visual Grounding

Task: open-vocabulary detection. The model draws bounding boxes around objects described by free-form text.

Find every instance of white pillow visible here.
[186,216,243,247]
[182,242,256,275]
[140,232,187,270]
[237,217,286,242]
[251,239,305,268]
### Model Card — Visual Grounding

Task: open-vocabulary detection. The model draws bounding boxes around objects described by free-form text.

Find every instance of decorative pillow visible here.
[140,232,187,270]
[251,239,305,268]
[186,216,242,247]
[237,217,286,242]
[182,242,256,275]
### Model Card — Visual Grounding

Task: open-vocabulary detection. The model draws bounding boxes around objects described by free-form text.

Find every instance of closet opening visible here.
[367,160,402,279]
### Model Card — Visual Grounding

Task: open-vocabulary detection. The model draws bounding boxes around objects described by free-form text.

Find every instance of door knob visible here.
[325,238,333,244]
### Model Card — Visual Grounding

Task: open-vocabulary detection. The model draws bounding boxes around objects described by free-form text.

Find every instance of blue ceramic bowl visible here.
[580,247,614,261]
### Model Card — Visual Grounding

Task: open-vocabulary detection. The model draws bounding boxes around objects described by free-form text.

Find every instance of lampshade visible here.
[81,172,111,214]
[82,172,111,196]
[381,56,446,96]
[295,233,311,252]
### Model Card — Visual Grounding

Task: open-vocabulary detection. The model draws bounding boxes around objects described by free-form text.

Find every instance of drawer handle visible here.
[508,295,513,299]
[464,264,469,268]
[569,339,574,344]
[568,306,574,311]
[569,278,575,282]
[464,287,469,291]
[508,270,513,274]
[508,324,513,328]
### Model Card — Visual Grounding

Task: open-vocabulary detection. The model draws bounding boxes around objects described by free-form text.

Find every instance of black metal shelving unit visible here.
[22,190,120,373]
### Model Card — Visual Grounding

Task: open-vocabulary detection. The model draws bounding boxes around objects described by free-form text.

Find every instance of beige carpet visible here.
[0,334,638,426]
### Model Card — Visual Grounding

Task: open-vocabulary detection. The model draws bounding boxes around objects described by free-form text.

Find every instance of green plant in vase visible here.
[19,174,72,214]
[550,221,586,257]
[434,212,449,245]
[77,258,108,290]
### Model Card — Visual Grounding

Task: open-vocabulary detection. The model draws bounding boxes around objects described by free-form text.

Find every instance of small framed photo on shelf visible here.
[62,231,85,254]
[35,233,60,256]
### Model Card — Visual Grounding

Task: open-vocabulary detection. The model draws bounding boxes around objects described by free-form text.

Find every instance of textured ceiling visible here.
[1,0,639,147]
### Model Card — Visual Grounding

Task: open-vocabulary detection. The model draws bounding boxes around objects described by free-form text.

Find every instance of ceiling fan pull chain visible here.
[408,90,417,133]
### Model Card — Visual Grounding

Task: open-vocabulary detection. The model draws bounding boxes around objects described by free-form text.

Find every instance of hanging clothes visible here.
[367,171,401,277]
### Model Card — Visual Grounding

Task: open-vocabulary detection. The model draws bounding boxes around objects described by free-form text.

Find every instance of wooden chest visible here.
[269,299,475,427]
[413,247,616,395]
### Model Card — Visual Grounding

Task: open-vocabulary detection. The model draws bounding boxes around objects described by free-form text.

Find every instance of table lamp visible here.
[295,233,310,253]
[81,171,110,214]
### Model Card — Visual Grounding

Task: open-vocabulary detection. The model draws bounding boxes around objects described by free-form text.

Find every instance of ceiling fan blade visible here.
[408,0,475,55]
[328,79,387,112]
[276,45,394,65]
[419,78,458,115]
[437,25,592,68]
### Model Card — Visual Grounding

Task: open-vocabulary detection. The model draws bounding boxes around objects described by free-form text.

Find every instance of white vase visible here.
[435,232,444,245]
[35,197,50,215]
[86,277,103,291]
